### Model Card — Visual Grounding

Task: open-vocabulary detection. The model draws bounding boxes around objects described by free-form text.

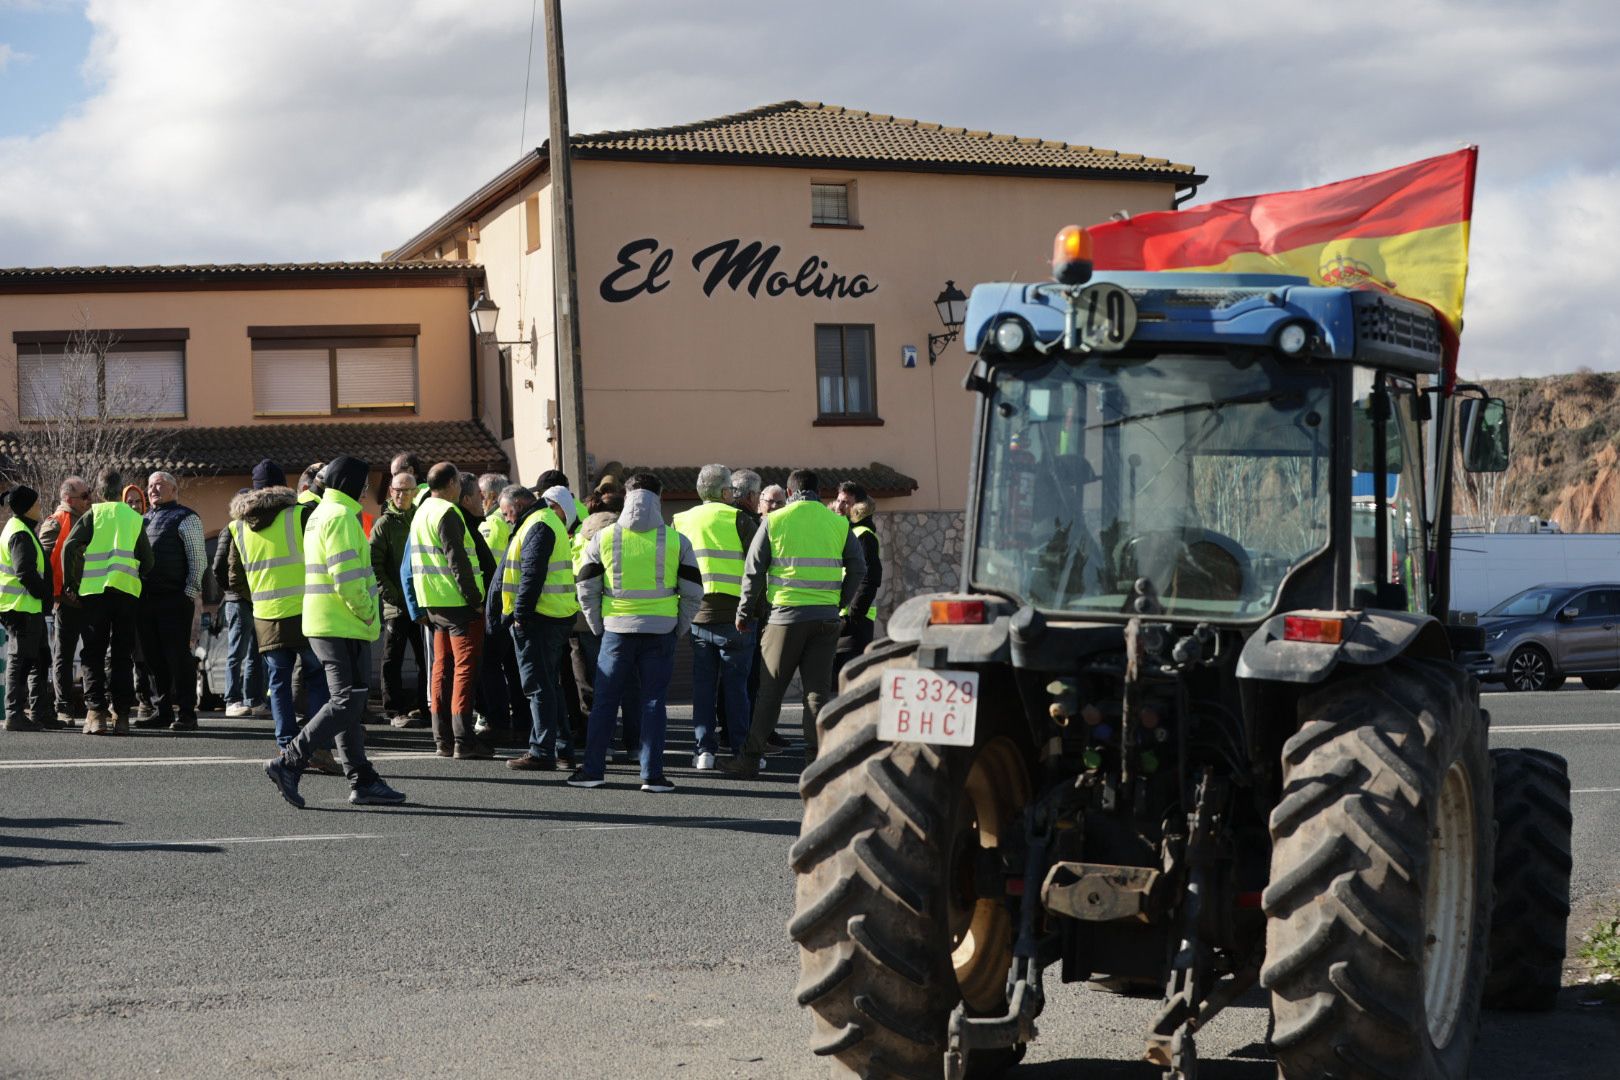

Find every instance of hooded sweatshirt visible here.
[225,485,314,652]
[575,488,702,638]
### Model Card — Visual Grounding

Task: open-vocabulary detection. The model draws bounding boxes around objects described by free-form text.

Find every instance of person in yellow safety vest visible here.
[296,462,325,507]
[831,481,883,677]
[223,459,336,764]
[477,473,511,556]
[500,482,582,770]
[721,468,865,778]
[62,468,154,736]
[409,461,492,760]
[0,486,58,731]
[569,473,703,792]
[264,455,406,809]
[672,463,758,770]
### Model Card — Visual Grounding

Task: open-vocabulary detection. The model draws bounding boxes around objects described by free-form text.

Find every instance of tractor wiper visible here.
[1088,390,1296,432]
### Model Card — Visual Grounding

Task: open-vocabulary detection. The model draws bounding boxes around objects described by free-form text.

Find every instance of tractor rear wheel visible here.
[791,641,1032,1078]
[1263,657,1492,1080]
[1484,747,1572,1010]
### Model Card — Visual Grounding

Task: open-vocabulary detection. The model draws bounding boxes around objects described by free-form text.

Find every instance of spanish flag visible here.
[1089,148,1478,333]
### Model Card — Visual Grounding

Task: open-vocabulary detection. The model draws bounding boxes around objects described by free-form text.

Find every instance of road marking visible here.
[107,833,387,847]
[1490,724,1620,734]
[1574,787,1620,795]
[0,751,447,770]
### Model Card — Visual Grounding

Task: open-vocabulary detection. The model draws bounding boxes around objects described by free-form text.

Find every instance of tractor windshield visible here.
[972,352,1333,620]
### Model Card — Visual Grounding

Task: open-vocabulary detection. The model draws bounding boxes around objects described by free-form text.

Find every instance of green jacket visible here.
[369,500,414,617]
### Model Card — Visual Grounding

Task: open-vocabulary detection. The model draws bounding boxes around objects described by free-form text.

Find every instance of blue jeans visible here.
[690,622,754,755]
[264,643,330,749]
[583,631,675,780]
[223,600,264,707]
[512,617,574,762]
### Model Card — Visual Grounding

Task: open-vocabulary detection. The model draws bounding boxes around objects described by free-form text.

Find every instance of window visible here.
[13,330,187,421]
[811,182,853,226]
[815,324,876,419]
[524,195,542,253]
[249,325,418,416]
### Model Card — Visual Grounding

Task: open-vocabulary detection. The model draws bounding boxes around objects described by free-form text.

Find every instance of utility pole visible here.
[544,0,587,485]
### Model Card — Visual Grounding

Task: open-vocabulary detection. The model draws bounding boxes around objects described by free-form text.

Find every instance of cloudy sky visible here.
[2,0,1616,378]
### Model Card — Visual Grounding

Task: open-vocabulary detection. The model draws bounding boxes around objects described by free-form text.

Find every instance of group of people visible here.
[0,453,885,807]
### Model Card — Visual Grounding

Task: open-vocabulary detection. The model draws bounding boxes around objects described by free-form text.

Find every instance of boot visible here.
[451,713,492,759]
[83,708,110,735]
[111,711,130,735]
[3,714,41,732]
[431,713,453,757]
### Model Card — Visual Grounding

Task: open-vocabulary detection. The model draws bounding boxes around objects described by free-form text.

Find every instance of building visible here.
[0,262,507,529]
[389,100,1202,602]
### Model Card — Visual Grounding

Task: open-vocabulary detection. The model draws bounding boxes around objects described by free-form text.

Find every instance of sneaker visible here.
[473,712,491,735]
[169,717,198,732]
[349,779,406,805]
[265,758,306,809]
[693,751,717,770]
[224,702,251,718]
[308,748,345,776]
[132,714,169,730]
[641,776,676,794]
[56,712,78,728]
[390,713,429,729]
[507,754,556,772]
[565,768,606,788]
[434,744,453,759]
[718,755,759,780]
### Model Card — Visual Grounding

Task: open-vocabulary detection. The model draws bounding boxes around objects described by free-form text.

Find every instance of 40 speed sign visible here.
[877,668,980,747]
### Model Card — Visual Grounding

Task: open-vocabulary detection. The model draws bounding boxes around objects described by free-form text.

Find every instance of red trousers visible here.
[431,621,484,735]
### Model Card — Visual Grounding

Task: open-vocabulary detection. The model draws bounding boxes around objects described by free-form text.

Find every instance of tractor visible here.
[789,227,1575,1080]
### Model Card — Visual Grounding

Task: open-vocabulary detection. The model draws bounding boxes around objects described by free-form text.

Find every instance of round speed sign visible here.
[1075,282,1137,351]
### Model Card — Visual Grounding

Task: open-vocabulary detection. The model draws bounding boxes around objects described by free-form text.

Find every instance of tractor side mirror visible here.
[1460,397,1510,473]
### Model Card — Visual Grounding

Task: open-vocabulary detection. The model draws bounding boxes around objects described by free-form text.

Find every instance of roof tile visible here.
[612,462,919,501]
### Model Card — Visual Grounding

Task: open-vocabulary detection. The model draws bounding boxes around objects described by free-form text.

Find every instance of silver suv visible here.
[1473,581,1620,691]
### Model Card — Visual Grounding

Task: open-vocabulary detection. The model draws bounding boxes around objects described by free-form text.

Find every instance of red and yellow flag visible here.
[1088,148,1478,333]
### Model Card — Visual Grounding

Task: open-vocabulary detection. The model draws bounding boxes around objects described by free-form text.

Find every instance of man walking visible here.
[225,460,333,762]
[264,456,404,808]
[722,469,864,777]
[0,487,55,731]
[673,464,756,769]
[409,462,490,759]
[832,481,883,675]
[570,474,702,792]
[136,472,205,731]
[500,483,581,770]
[372,470,425,727]
[41,476,90,726]
[62,469,152,736]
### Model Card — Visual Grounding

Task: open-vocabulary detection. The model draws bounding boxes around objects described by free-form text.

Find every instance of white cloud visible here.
[0,42,22,71]
[0,0,1615,376]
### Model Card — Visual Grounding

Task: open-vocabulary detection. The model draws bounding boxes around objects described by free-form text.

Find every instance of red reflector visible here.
[930,599,987,625]
[1237,891,1264,909]
[1283,615,1345,644]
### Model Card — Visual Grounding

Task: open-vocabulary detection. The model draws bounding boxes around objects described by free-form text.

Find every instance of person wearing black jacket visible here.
[503,484,579,770]
[0,486,57,731]
[832,482,883,676]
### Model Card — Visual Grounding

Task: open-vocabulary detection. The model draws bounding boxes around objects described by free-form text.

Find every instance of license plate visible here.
[878,668,979,746]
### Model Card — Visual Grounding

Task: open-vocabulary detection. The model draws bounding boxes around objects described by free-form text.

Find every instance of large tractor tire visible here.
[791,640,1032,1079]
[1484,747,1572,1010]
[1263,657,1493,1080]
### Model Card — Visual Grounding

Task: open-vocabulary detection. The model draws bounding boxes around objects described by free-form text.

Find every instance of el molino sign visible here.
[599,237,878,303]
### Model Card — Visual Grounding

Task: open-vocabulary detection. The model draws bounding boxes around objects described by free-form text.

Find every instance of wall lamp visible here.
[927,280,969,364]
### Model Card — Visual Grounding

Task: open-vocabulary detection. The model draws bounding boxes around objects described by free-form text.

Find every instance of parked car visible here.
[1470,581,1620,691]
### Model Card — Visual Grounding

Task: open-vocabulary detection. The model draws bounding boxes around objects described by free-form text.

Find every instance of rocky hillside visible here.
[1475,369,1620,531]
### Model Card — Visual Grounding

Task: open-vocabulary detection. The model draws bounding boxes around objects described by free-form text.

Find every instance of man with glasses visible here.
[135,471,206,732]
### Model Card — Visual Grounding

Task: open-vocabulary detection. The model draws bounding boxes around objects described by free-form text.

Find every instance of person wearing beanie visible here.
[501,481,580,772]
[40,476,90,726]
[265,455,405,808]
[251,459,287,491]
[0,486,58,732]
[62,468,154,735]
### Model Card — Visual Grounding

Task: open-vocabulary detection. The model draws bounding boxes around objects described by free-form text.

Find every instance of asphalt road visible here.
[1,688,1617,1079]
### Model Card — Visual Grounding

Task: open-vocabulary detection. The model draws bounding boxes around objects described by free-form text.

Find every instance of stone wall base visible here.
[871,511,966,625]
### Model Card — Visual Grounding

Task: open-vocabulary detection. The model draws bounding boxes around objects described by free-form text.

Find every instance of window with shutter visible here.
[105,349,185,419]
[251,331,418,416]
[16,338,186,421]
[814,324,877,419]
[811,183,853,226]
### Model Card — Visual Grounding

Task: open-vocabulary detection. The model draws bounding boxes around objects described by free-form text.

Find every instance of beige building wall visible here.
[0,281,481,534]
[559,160,1176,510]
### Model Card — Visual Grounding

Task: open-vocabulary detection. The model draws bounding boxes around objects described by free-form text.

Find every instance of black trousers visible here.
[139,592,197,723]
[834,615,875,680]
[379,612,426,715]
[81,590,139,712]
[50,602,84,717]
[4,610,52,724]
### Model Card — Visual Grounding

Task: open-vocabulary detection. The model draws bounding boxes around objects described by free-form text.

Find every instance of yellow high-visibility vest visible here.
[409,496,484,608]
[840,521,879,622]
[79,501,144,598]
[672,501,745,598]
[0,517,44,614]
[599,523,678,618]
[765,500,848,608]
[302,488,378,641]
[231,506,304,620]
